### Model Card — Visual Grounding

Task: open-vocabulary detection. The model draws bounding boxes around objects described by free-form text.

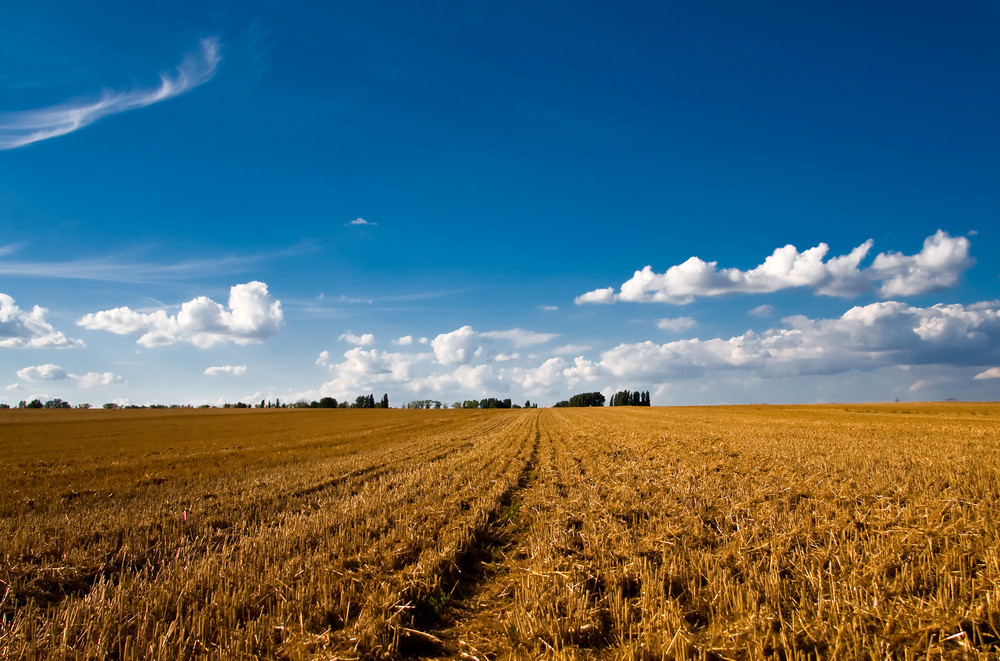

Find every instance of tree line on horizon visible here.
[2,390,650,411]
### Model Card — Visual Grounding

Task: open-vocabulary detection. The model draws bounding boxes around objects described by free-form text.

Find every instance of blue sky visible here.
[2,1,998,406]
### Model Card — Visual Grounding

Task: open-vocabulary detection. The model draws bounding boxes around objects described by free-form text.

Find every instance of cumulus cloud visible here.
[347,218,377,226]
[77,372,126,388]
[315,350,331,366]
[599,300,1000,380]
[303,301,1000,404]
[430,326,558,366]
[749,304,774,318]
[319,347,425,395]
[0,294,84,348]
[339,332,375,346]
[14,363,124,388]
[0,38,220,150]
[432,326,478,365]
[77,281,283,348]
[204,365,248,376]
[656,316,697,333]
[576,231,973,305]
[17,364,68,381]
[870,231,976,297]
[393,335,414,346]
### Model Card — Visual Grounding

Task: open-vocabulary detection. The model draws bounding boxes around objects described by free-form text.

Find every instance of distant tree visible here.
[27,399,44,409]
[103,402,120,410]
[380,393,389,409]
[318,396,338,409]
[0,403,9,409]
[553,400,570,408]
[611,389,650,406]
[478,397,512,409]
[567,392,605,407]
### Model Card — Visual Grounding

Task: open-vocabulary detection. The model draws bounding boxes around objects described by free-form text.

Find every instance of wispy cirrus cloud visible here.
[0,241,315,283]
[0,37,221,150]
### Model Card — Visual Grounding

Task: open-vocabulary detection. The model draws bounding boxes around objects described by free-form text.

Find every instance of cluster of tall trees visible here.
[609,390,651,406]
[405,400,444,409]
[350,393,389,408]
[553,392,606,408]
[11,398,73,409]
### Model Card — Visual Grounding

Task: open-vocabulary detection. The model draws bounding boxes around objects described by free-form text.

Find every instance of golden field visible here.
[1,404,999,659]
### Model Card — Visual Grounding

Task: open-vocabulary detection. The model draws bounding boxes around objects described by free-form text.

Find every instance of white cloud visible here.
[507,357,568,393]
[0,294,84,348]
[551,343,592,355]
[749,304,774,318]
[576,231,973,305]
[656,316,697,333]
[347,218,377,226]
[295,300,1000,405]
[393,335,414,346]
[974,367,1000,380]
[77,372,126,388]
[0,38,220,150]
[17,364,68,381]
[315,350,331,366]
[204,365,248,376]
[575,287,616,304]
[870,230,975,297]
[339,332,375,346]
[540,305,559,311]
[431,326,558,366]
[563,356,602,386]
[479,328,559,347]
[431,326,478,365]
[77,281,283,348]
[0,243,26,257]
[598,300,1000,380]
[13,364,124,388]
[319,347,425,396]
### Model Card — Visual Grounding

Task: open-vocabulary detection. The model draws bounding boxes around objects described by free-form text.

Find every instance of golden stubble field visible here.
[1,404,999,659]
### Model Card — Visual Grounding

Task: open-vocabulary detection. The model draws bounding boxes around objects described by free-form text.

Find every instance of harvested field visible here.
[2,404,999,659]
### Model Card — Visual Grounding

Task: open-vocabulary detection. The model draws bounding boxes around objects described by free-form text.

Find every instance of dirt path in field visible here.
[422,409,559,660]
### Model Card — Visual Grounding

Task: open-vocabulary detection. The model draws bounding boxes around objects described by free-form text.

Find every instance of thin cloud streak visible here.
[0,38,220,150]
[0,241,316,283]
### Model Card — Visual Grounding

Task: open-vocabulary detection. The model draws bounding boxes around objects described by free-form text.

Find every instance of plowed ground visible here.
[2,404,999,659]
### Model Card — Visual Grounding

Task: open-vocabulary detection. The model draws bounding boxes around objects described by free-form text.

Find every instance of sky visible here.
[1,1,999,407]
